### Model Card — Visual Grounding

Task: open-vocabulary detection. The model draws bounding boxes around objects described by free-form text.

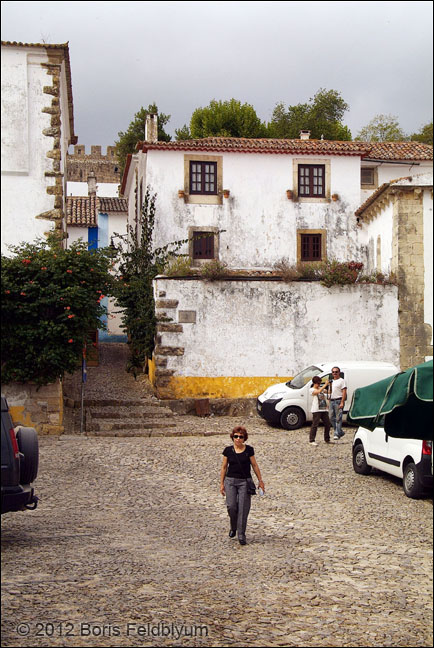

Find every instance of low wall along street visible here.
[152,278,400,400]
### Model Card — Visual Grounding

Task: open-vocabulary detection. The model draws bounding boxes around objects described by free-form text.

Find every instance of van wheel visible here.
[403,462,424,499]
[280,407,305,430]
[16,427,39,485]
[352,443,371,475]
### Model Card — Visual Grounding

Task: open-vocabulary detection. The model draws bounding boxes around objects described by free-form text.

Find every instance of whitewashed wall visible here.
[145,150,363,267]
[154,278,399,379]
[67,181,119,197]
[1,45,71,255]
[359,203,394,274]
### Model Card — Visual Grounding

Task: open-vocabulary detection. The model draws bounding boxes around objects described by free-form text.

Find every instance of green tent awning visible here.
[348,360,433,440]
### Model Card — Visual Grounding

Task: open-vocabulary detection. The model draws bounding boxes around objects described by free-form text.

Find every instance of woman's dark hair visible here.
[231,426,248,441]
[312,376,322,385]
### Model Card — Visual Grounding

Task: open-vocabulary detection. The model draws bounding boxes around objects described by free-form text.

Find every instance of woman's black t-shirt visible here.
[223,445,254,479]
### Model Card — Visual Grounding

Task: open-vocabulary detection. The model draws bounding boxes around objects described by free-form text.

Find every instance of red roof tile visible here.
[66,196,98,227]
[99,197,127,213]
[138,137,432,161]
[66,196,126,227]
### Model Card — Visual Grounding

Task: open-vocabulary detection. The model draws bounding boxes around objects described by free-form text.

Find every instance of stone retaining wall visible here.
[1,380,64,435]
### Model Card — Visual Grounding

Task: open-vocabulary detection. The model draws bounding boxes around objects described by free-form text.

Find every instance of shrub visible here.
[199,259,229,280]
[273,259,302,282]
[164,255,194,277]
[319,259,364,287]
[1,234,113,386]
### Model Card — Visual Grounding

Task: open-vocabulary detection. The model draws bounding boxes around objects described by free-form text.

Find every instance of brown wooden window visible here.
[361,168,375,186]
[193,231,215,259]
[189,161,217,195]
[298,165,325,197]
[301,234,322,261]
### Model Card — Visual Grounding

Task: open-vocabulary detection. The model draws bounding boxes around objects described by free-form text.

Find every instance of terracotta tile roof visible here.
[139,137,370,156]
[99,197,127,213]
[137,137,433,161]
[365,141,433,161]
[1,40,77,145]
[66,195,98,227]
[66,195,127,226]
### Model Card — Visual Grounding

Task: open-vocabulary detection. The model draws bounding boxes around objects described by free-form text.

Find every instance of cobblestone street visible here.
[1,417,433,647]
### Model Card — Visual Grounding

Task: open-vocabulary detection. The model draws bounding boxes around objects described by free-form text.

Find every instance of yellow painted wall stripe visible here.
[157,376,293,399]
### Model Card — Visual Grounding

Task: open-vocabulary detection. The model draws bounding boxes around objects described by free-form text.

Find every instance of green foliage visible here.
[115,103,171,176]
[174,124,192,141]
[189,99,267,138]
[163,255,193,277]
[1,234,113,386]
[411,121,433,145]
[318,260,364,287]
[356,114,406,142]
[268,89,351,140]
[112,188,187,374]
[199,259,229,281]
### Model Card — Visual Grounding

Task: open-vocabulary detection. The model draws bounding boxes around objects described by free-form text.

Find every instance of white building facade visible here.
[1,41,76,254]
[120,129,432,398]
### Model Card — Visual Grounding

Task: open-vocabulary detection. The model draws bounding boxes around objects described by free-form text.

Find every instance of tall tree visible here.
[115,103,171,176]
[268,89,351,140]
[410,121,433,145]
[356,114,406,142]
[187,99,267,139]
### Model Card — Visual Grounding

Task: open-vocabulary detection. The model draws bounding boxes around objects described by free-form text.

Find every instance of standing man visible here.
[330,367,347,440]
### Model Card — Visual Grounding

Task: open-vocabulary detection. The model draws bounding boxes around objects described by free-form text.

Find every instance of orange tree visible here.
[1,234,114,386]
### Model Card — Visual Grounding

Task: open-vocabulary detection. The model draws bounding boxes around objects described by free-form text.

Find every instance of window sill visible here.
[184,194,223,206]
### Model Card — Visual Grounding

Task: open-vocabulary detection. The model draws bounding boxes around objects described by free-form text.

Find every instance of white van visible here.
[257,361,399,430]
[352,427,433,498]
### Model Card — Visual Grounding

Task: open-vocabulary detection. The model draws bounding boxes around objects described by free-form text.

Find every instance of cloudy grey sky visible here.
[2,0,433,149]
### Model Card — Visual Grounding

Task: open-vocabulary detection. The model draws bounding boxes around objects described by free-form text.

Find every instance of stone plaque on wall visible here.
[178,310,196,324]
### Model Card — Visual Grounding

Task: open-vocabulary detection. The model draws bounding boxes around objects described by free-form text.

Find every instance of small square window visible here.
[301,234,322,261]
[361,168,375,186]
[189,161,217,195]
[192,231,215,259]
[298,165,325,198]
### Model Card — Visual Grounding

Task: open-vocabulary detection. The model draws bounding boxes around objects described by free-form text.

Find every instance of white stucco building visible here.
[1,41,77,254]
[120,122,432,399]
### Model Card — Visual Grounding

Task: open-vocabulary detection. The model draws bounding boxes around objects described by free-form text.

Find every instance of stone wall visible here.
[392,187,433,368]
[67,145,121,184]
[1,381,64,435]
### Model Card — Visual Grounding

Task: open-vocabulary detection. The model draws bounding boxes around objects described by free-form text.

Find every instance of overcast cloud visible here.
[1,0,433,149]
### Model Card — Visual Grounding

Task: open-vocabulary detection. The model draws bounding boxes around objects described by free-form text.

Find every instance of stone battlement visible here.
[67,144,120,183]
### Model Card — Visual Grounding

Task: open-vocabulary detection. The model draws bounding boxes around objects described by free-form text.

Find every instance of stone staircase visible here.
[63,343,179,436]
[85,400,178,437]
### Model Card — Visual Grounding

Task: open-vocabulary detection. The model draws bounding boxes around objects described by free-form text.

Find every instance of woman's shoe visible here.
[229,530,236,538]
[238,535,247,545]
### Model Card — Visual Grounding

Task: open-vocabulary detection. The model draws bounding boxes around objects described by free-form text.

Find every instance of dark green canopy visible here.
[348,360,433,440]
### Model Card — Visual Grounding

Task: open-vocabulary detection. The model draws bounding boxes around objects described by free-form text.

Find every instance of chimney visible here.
[300,130,311,140]
[145,113,158,143]
[87,172,97,196]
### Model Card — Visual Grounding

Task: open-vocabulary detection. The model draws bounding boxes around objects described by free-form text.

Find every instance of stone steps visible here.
[85,397,177,436]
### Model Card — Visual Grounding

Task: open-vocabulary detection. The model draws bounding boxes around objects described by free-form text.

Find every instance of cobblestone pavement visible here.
[2,417,433,648]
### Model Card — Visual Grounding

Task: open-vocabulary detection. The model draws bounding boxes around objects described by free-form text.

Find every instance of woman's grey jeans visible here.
[224,477,251,539]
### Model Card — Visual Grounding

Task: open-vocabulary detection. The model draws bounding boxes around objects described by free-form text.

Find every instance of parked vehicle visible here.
[352,427,433,498]
[257,361,399,430]
[1,395,39,514]
[349,360,433,498]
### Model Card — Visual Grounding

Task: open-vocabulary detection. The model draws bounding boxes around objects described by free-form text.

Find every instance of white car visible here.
[352,426,433,498]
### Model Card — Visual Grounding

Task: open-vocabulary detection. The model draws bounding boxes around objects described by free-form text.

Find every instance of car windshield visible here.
[286,366,322,389]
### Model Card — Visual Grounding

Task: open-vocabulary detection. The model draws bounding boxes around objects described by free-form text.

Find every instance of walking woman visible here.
[220,426,265,545]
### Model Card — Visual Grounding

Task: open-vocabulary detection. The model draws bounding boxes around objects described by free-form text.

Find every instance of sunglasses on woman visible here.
[233,435,245,439]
